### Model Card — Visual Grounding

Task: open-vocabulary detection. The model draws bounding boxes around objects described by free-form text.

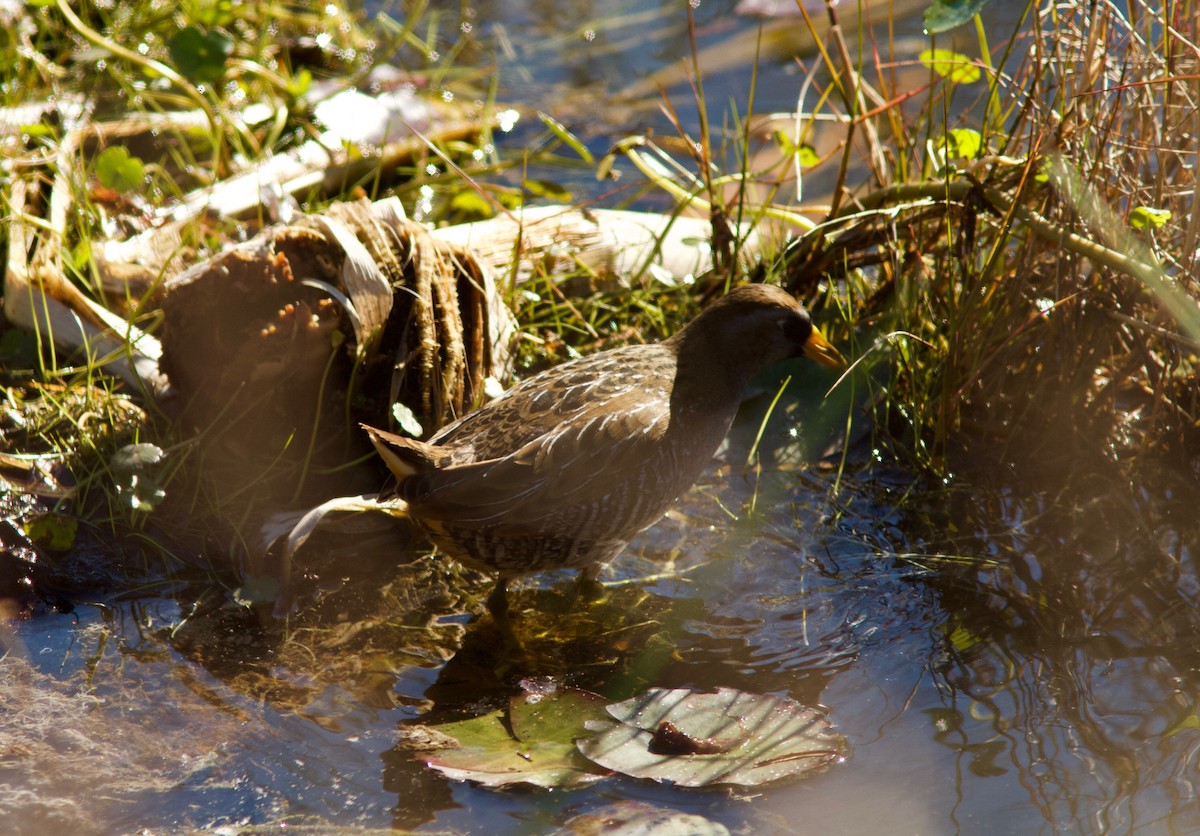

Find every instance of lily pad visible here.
[563,801,730,835]
[23,512,78,551]
[943,128,983,160]
[407,682,612,789]
[577,687,846,788]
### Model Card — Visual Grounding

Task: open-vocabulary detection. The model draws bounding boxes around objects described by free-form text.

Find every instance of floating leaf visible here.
[411,683,611,789]
[1165,714,1200,738]
[285,68,313,99]
[1130,206,1171,230]
[168,25,232,85]
[449,189,495,220]
[577,687,846,788]
[23,513,78,551]
[772,131,821,168]
[95,146,146,193]
[919,48,981,84]
[563,802,730,835]
[111,443,165,472]
[923,0,994,34]
[946,621,985,653]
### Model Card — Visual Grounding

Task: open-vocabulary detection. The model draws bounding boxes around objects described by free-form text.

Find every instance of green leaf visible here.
[509,682,611,744]
[21,122,56,138]
[538,112,594,164]
[943,128,983,159]
[564,802,731,835]
[1129,206,1172,230]
[523,178,572,202]
[923,0,994,34]
[285,68,313,99]
[577,687,847,788]
[168,25,232,85]
[946,622,984,653]
[410,683,611,789]
[919,48,981,84]
[1165,714,1200,738]
[796,143,820,168]
[95,146,146,193]
[772,132,821,168]
[23,513,78,551]
[448,189,495,220]
[111,443,165,472]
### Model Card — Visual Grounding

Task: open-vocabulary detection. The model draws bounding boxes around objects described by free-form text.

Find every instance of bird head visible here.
[669,284,847,384]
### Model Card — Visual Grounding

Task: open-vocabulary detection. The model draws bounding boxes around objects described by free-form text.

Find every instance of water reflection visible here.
[916,450,1200,833]
[7,392,1200,831]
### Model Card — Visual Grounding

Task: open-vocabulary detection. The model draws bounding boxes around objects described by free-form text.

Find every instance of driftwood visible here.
[159,197,507,436]
[434,205,759,293]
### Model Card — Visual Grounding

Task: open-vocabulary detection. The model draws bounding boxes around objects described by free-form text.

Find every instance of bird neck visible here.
[667,335,753,418]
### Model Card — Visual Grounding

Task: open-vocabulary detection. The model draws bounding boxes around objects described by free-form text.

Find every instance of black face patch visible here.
[780,312,814,350]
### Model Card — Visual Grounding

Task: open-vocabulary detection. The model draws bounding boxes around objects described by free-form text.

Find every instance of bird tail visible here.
[361,423,446,479]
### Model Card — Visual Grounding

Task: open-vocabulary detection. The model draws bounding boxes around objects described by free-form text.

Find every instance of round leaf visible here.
[509,683,611,744]
[168,25,232,85]
[111,443,165,473]
[405,684,611,790]
[23,513,78,551]
[577,687,846,787]
[944,128,983,159]
[919,48,981,84]
[923,0,994,34]
[564,802,730,835]
[95,147,146,193]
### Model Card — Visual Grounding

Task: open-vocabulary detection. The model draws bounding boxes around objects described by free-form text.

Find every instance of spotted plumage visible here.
[364,284,846,632]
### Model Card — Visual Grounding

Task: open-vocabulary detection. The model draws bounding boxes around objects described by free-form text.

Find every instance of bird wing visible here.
[403,393,672,532]
[429,344,671,461]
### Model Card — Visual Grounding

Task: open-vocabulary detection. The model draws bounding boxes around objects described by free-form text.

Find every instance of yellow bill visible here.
[803,328,848,370]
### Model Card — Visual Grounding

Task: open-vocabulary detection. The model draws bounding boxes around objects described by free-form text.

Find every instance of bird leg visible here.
[486,577,520,649]
[574,566,606,603]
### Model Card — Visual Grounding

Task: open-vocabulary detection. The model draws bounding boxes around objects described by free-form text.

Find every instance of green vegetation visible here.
[2,1,1196,611]
[583,0,1198,480]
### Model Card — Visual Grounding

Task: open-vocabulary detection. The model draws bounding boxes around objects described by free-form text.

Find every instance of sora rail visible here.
[364,283,846,639]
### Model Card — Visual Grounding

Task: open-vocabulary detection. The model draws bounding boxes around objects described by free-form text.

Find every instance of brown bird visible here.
[364,283,846,640]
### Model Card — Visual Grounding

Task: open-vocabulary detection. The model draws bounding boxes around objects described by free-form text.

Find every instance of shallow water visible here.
[6,1,1200,833]
[7,373,1200,833]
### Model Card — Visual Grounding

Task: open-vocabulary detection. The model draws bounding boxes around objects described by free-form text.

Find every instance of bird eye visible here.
[780,315,812,344]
